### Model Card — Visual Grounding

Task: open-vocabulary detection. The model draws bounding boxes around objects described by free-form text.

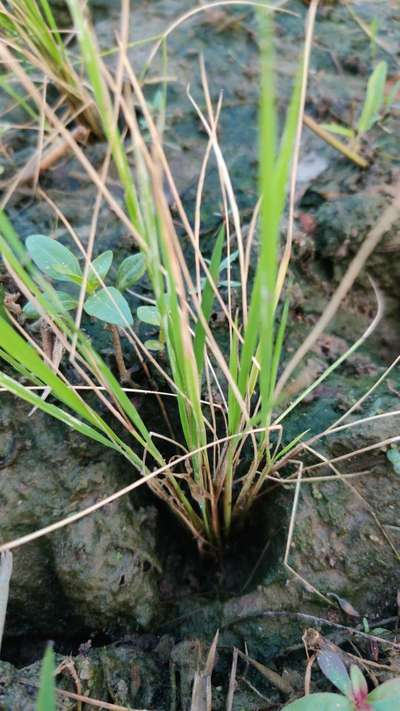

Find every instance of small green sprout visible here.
[386,445,400,475]
[200,248,240,290]
[322,61,397,148]
[24,234,147,328]
[283,649,400,711]
[137,304,164,351]
[357,61,388,136]
[116,253,146,291]
[36,645,56,711]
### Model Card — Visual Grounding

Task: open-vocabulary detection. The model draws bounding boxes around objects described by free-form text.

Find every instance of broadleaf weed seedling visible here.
[283,649,400,711]
[23,233,142,327]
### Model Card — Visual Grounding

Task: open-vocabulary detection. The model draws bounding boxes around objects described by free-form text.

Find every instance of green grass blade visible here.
[230,12,278,433]
[269,295,289,403]
[0,346,42,384]
[66,0,141,228]
[254,22,302,428]
[227,314,240,430]
[0,73,38,120]
[255,9,277,424]
[193,224,225,374]
[0,314,101,427]
[36,645,56,711]
[274,430,307,463]
[0,371,131,456]
[82,343,165,463]
[272,68,302,243]
[37,0,63,45]
[357,61,387,135]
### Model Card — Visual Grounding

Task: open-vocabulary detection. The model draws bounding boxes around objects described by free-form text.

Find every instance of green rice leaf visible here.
[227,315,240,429]
[0,347,41,384]
[269,295,289,403]
[193,224,225,374]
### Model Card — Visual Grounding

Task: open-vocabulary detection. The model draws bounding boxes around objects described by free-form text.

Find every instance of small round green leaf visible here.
[22,300,41,321]
[144,339,164,351]
[116,253,146,291]
[87,250,113,293]
[23,291,78,320]
[26,234,81,282]
[387,447,400,475]
[137,305,161,327]
[84,287,133,327]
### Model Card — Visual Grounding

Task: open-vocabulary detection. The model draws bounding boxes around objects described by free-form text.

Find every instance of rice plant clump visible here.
[0,0,392,558]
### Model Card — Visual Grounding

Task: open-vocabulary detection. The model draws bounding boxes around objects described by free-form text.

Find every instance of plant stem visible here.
[110,325,130,383]
[223,442,235,536]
